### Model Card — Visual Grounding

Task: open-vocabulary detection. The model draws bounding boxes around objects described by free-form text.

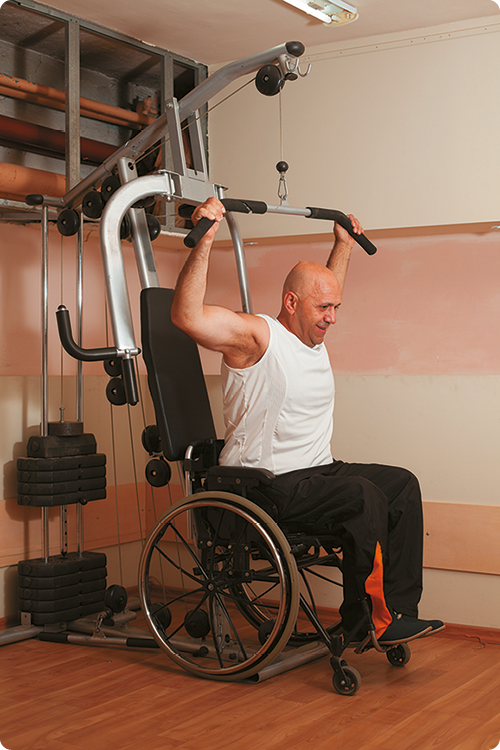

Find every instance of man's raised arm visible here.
[171,197,268,370]
[326,214,363,294]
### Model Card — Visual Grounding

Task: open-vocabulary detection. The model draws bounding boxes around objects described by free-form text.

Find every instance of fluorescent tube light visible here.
[282,0,358,25]
[282,0,332,23]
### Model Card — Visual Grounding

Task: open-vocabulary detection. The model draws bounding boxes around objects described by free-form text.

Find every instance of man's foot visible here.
[422,618,445,636]
[377,612,432,645]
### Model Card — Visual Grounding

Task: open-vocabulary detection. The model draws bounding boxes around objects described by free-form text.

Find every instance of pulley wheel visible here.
[101,175,121,202]
[82,189,105,219]
[103,358,122,377]
[57,208,80,237]
[150,602,172,631]
[145,457,171,487]
[104,584,128,614]
[141,425,162,455]
[146,213,161,241]
[132,196,156,209]
[184,609,210,639]
[120,214,131,240]
[255,65,284,96]
[106,377,127,406]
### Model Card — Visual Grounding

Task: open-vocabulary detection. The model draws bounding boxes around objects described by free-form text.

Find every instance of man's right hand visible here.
[191,197,226,244]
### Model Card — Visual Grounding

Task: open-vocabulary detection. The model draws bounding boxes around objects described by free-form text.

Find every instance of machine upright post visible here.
[41,204,49,562]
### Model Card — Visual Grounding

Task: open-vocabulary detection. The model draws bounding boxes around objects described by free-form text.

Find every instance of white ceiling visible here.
[37,0,500,65]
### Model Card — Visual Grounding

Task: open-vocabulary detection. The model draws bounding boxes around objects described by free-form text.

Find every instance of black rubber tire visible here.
[386,642,411,667]
[332,665,361,696]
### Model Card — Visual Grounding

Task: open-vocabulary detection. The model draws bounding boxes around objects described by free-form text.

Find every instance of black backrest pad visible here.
[140,288,217,461]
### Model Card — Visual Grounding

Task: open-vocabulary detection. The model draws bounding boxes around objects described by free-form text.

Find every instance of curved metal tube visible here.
[98,172,175,354]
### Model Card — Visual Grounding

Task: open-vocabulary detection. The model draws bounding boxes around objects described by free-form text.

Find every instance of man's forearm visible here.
[171,241,212,332]
[326,240,352,294]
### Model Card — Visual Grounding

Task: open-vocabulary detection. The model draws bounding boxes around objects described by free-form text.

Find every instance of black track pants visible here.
[255,461,424,632]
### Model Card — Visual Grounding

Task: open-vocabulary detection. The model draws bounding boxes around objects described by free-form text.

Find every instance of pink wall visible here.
[2,222,499,379]
[199,228,500,376]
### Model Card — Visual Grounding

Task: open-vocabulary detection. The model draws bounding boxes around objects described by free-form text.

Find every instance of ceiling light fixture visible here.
[282,0,358,26]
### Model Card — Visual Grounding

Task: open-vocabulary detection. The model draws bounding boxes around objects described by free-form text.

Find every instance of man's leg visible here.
[257,464,427,640]
[326,462,424,617]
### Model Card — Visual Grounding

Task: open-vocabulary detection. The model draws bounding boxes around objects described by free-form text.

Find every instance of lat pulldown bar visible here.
[180,199,378,255]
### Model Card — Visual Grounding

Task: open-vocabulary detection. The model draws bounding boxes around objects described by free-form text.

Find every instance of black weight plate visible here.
[18,465,106,484]
[18,477,106,496]
[17,454,106,472]
[18,551,107,577]
[19,578,106,601]
[19,568,107,589]
[18,487,107,507]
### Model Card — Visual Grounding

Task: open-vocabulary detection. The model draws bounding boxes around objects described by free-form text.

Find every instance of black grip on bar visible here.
[121,357,139,406]
[125,637,159,649]
[306,207,377,255]
[39,632,70,644]
[183,216,216,248]
[182,199,270,248]
[56,306,139,406]
[56,306,119,362]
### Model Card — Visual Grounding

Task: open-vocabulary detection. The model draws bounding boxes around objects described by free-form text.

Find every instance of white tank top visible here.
[219,315,334,475]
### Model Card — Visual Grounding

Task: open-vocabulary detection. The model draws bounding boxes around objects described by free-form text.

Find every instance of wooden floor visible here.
[1,622,500,750]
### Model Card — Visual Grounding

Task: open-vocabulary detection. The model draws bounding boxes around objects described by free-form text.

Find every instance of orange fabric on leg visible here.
[364,542,392,638]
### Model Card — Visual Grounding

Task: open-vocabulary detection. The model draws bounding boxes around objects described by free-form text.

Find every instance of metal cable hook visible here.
[280,55,312,78]
[297,63,312,77]
[276,161,289,206]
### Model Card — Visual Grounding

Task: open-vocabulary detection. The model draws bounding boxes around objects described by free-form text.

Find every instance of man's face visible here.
[290,276,342,347]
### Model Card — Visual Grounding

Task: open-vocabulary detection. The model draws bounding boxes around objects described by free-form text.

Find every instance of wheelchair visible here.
[138,287,412,695]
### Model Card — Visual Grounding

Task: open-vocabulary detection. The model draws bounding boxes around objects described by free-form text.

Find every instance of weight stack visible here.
[18,551,107,625]
[17,424,106,507]
[16,424,108,625]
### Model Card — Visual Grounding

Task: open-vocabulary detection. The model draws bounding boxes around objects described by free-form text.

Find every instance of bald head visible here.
[278,261,342,347]
[282,261,340,300]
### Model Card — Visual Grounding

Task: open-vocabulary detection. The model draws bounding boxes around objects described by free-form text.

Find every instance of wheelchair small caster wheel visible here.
[386,642,411,667]
[332,665,361,696]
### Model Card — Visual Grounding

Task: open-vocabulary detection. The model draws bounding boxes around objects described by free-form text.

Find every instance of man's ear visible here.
[283,291,298,315]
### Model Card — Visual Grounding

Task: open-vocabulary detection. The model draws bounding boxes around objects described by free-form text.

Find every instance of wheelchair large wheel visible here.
[138,491,300,681]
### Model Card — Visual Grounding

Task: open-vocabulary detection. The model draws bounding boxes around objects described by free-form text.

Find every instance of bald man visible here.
[172,197,443,645]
